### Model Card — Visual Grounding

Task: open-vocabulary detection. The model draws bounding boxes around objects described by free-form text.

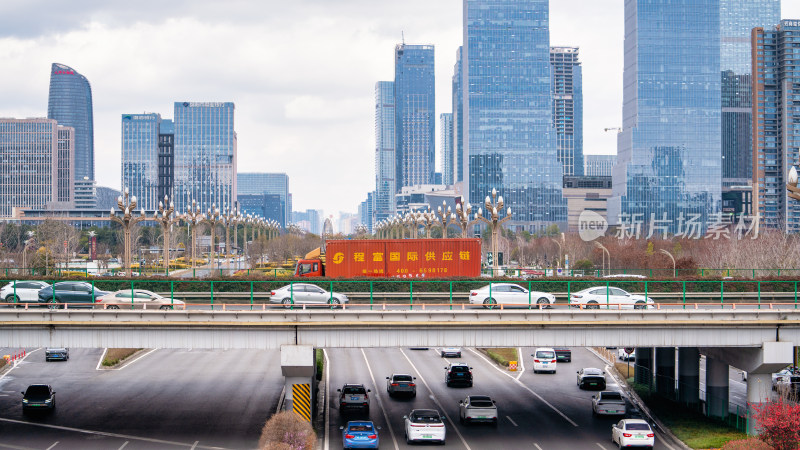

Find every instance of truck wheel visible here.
[282,298,293,309]
[483,298,497,309]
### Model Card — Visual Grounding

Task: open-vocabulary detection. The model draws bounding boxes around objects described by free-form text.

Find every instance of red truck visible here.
[294,239,481,278]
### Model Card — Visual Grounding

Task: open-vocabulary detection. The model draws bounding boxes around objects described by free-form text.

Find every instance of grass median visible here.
[479,348,518,367]
[630,383,747,449]
[102,348,142,367]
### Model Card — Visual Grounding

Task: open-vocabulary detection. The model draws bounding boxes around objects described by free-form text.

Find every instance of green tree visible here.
[573,259,594,271]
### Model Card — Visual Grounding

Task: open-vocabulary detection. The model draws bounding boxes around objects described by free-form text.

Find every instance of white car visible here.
[440,347,462,358]
[269,283,348,308]
[611,419,655,449]
[772,366,800,392]
[570,286,654,310]
[1,281,50,306]
[469,283,555,309]
[618,348,636,361]
[96,289,185,310]
[531,347,557,374]
[404,409,446,445]
[459,395,498,425]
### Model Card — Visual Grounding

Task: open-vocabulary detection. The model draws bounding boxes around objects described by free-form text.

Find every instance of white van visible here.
[532,347,557,374]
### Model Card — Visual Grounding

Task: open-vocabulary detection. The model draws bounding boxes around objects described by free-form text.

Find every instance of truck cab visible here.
[295,259,323,277]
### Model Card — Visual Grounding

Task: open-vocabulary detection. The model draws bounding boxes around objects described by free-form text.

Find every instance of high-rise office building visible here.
[237,173,290,227]
[550,47,584,177]
[609,0,722,230]
[720,0,780,186]
[359,191,375,232]
[174,102,237,213]
[585,155,617,177]
[158,119,175,203]
[374,81,396,222]
[395,44,435,189]
[440,113,454,186]
[463,0,566,228]
[292,209,322,235]
[121,113,161,211]
[453,47,464,184]
[47,63,94,181]
[752,20,800,231]
[0,118,74,217]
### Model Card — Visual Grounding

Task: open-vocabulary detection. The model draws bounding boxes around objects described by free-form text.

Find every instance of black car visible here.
[22,384,56,413]
[445,363,473,387]
[45,348,69,362]
[554,348,572,362]
[37,282,109,309]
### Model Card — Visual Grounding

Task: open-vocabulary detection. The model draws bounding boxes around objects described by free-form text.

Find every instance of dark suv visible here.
[22,384,56,414]
[445,363,473,387]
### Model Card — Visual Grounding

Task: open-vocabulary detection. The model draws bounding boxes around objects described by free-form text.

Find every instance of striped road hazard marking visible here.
[292,383,312,422]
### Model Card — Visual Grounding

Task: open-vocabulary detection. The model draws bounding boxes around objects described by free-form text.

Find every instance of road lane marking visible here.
[0,443,37,450]
[399,348,472,450]
[45,443,59,450]
[118,442,129,450]
[323,349,330,450]
[0,348,40,381]
[190,442,199,450]
[95,348,157,371]
[533,444,544,450]
[515,347,525,380]
[360,349,399,450]
[506,415,518,427]
[467,348,579,427]
[0,417,229,449]
[596,443,609,450]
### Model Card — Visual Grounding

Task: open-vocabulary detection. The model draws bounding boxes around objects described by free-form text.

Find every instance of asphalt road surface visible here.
[0,347,282,449]
[324,346,678,450]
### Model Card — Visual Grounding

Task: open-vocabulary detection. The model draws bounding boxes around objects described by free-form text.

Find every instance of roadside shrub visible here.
[258,411,316,450]
[753,399,800,450]
[102,348,140,367]
[722,438,772,450]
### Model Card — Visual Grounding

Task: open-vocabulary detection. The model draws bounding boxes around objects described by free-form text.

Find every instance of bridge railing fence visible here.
[1,278,799,310]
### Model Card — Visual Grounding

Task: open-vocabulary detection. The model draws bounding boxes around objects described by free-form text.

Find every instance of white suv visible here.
[532,347,557,374]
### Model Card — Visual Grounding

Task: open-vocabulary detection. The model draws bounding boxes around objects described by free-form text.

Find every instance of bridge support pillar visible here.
[634,347,653,389]
[705,356,729,420]
[655,347,676,399]
[280,345,316,422]
[746,373,771,435]
[678,347,700,408]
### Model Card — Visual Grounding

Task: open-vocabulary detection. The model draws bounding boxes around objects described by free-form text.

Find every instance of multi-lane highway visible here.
[0,347,281,449]
[324,346,678,450]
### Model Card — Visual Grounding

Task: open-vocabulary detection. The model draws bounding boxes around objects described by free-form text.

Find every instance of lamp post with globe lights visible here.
[202,205,224,273]
[787,166,800,202]
[109,189,148,277]
[454,199,482,238]
[154,196,179,275]
[474,189,512,273]
[436,202,456,238]
[22,231,35,272]
[182,200,204,273]
[404,212,419,239]
[418,209,439,238]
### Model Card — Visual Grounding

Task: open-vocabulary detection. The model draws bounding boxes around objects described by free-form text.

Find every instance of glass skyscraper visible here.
[237,172,290,227]
[752,20,800,232]
[453,46,464,184]
[395,44,435,189]
[463,0,566,228]
[121,113,161,211]
[550,47,584,177]
[374,81,396,222]
[174,102,237,214]
[440,113,454,186]
[609,0,722,230]
[720,0,780,186]
[47,63,94,181]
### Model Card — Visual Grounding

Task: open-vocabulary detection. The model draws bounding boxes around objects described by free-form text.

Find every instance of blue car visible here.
[341,421,379,449]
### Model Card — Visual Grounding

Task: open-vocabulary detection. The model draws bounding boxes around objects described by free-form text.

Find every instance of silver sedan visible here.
[96,289,185,310]
[269,283,349,308]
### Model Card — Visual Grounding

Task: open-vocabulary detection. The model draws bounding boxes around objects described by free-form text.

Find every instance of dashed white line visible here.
[506,415,518,427]
[45,442,59,450]
[467,348,578,427]
[399,348,472,450]
[595,443,609,450]
[360,349,399,450]
[0,418,227,449]
[533,443,544,450]
[117,442,129,450]
[190,441,199,450]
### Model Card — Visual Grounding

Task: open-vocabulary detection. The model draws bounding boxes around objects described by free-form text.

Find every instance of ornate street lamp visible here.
[202,204,224,273]
[109,188,148,277]
[788,166,800,201]
[22,230,35,271]
[474,188,513,273]
[404,211,419,239]
[418,209,439,238]
[182,200,204,272]
[154,195,179,275]
[454,198,481,238]
[436,202,456,238]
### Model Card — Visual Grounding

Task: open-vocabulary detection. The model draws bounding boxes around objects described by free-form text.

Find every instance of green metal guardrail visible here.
[3,278,800,311]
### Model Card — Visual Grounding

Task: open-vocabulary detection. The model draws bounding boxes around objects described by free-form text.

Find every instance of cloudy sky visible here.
[1,1,798,218]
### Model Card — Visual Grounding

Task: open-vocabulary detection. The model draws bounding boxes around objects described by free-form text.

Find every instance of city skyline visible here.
[1,1,799,217]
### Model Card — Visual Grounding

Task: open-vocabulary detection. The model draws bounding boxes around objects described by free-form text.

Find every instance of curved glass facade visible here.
[610,0,722,230]
[47,63,94,181]
[464,0,566,228]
